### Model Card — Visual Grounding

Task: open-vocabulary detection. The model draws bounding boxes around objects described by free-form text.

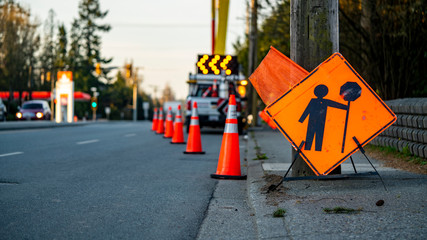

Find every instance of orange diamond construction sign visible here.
[266,53,396,176]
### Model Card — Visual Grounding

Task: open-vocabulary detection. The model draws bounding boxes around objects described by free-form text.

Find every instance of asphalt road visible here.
[0,122,223,239]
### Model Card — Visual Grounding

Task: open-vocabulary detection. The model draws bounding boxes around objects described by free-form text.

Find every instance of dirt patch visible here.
[365,146,427,175]
[260,174,304,206]
[260,174,286,193]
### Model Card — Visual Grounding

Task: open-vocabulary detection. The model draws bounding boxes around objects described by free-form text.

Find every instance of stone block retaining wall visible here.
[369,98,427,159]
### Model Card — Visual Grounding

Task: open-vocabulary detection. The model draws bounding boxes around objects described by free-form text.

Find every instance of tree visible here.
[101,71,133,120]
[160,83,175,105]
[39,9,56,91]
[234,0,426,100]
[76,0,111,92]
[68,19,82,72]
[340,0,426,99]
[0,0,39,107]
[234,1,290,76]
[55,23,67,70]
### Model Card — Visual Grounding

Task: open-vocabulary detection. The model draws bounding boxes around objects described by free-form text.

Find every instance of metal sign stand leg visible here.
[352,137,388,191]
[350,156,357,174]
[268,138,387,192]
[267,141,305,192]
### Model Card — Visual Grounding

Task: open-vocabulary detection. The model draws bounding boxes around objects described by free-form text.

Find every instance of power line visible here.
[112,22,209,28]
[111,22,244,29]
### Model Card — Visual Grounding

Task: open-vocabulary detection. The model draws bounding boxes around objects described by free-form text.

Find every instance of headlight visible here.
[36,112,44,119]
[239,80,248,86]
[16,112,22,119]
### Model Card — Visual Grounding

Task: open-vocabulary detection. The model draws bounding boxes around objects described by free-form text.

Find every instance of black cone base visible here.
[210,174,247,180]
[183,151,205,154]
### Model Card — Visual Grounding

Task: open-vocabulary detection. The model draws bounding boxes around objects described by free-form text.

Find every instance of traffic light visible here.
[91,97,98,111]
[125,64,132,78]
[196,54,239,75]
[95,63,101,75]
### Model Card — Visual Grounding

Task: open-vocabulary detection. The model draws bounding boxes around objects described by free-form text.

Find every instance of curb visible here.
[0,121,98,131]
[246,130,289,239]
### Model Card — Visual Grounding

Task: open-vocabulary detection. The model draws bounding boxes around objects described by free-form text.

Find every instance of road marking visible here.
[124,133,136,137]
[0,152,24,158]
[76,139,99,145]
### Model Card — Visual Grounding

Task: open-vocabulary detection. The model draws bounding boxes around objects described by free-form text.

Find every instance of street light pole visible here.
[132,67,142,122]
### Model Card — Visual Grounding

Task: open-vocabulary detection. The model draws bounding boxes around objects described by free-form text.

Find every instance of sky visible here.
[18,0,248,100]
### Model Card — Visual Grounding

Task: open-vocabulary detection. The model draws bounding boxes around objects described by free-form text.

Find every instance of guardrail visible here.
[370,98,426,159]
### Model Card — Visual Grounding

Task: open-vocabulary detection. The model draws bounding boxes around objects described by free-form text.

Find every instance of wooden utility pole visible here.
[248,0,258,126]
[290,0,339,176]
[132,67,141,122]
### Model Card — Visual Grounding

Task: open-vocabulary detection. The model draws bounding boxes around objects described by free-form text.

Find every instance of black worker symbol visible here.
[298,84,349,151]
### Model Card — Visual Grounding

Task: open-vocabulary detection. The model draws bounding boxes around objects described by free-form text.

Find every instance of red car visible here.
[16,100,52,120]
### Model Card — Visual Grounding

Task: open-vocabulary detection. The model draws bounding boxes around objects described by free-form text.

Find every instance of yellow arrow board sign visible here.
[196,54,238,75]
[266,53,396,176]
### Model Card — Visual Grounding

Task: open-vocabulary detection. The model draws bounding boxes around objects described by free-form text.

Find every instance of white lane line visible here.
[76,139,99,145]
[124,133,136,137]
[0,152,24,158]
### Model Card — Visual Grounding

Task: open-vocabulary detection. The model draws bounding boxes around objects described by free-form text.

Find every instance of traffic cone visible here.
[151,108,158,131]
[212,79,218,97]
[156,107,165,134]
[164,107,174,138]
[171,105,185,144]
[211,95,246,180]
[184,102,205,154]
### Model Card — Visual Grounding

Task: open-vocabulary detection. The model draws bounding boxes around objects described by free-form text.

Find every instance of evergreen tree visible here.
[39,9,56,90]
[55,23,67,70]
[75,0,111,92]
[67,18,84,91]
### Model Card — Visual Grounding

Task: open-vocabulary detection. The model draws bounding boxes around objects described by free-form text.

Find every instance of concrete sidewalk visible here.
[247,128,426,239]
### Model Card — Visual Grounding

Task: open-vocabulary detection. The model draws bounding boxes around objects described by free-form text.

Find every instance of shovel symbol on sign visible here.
[340,82,362,153]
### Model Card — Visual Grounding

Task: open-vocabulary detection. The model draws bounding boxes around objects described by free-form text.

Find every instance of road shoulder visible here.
[196,135,257,240]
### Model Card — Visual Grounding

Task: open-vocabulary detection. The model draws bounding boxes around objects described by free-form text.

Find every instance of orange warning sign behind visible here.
[249,46,308,105]
[266,53,396,176]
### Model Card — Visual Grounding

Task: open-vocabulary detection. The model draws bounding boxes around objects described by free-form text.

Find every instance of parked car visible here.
[0,98,6,121]
[16,100,51,120]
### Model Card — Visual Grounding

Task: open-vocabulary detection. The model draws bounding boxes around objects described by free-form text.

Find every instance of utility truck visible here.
[185,54,247,134]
